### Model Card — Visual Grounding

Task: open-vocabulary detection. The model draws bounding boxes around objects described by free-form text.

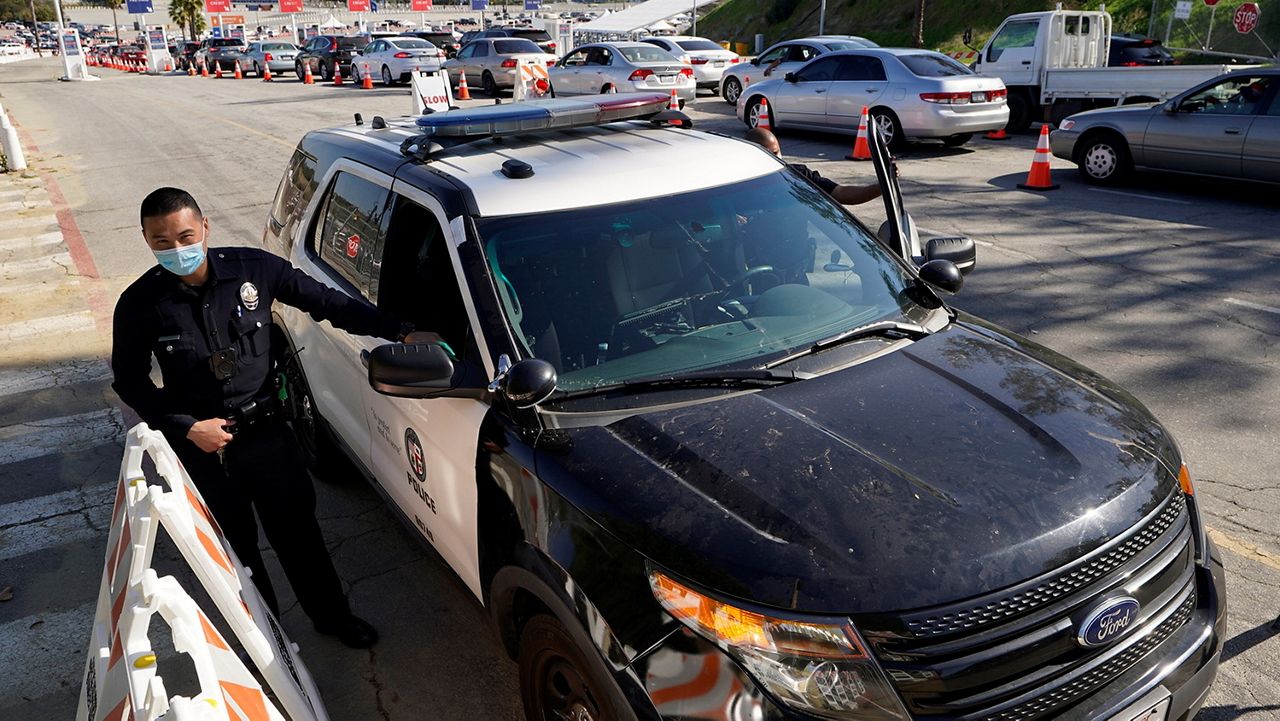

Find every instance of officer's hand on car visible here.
[187,417,234,453]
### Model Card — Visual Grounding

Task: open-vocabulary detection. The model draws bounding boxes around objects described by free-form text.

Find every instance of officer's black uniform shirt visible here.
[787,163,839,194]
[112,247,400,436]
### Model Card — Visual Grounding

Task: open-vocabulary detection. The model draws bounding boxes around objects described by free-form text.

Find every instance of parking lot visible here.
[2,55,1279,719]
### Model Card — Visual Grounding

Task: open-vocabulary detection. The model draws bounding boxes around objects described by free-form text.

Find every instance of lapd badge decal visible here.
[239,282,260,311]
[405,427,426,483]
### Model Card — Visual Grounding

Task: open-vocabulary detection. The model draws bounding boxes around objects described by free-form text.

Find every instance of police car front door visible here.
[362,187,490,600]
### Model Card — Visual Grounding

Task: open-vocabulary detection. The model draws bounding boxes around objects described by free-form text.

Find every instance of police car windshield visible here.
[477,170,925,396]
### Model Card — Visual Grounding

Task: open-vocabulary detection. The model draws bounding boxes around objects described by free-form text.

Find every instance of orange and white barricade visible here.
[77,424,328,721]
[512,58,551,102]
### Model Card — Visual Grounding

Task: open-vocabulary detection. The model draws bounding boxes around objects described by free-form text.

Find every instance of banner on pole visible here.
[348,0,370,11]
[280,0,303,13]
[471,0,488,10]
[125,0,153,13]
[205,0,231,12]
[411,0,432,9]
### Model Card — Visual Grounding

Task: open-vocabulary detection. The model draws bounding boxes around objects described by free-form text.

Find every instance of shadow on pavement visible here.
[1220,617,1280,663]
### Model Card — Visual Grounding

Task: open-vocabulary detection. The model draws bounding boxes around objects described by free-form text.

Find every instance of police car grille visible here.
[902,493,1184,638]
[868,491,1195,719]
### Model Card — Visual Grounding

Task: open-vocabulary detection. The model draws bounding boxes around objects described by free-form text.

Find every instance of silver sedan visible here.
[719,35,878,105]
[1051,69,1280,185]
[549,42,695,105]
[443,37,557,95]
[242,41,299,77]
[736,49,1008,149]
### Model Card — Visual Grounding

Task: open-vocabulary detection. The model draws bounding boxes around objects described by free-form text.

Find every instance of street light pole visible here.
[819,0,826,35]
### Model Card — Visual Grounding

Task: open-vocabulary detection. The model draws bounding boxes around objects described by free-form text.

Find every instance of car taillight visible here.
[679,67,694,77]
[1120,61,1141,66]
[501,58,517,68]
[988,88,1007,100]
[730,57,741,63]
[547,41,556,50]
[394,51,412,58]
[921,91,972,104]
[329,39,337,50]
[689,57,709,64]
[629,68,653,80]
[264,52,273,61]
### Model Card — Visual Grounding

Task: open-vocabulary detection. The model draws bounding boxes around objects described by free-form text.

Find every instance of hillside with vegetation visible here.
[700,0,1279,59]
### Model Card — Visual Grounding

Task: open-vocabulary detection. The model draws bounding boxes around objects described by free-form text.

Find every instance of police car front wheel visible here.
[518,614,637,721]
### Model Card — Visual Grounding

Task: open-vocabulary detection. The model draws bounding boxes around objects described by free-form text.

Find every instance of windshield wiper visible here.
[765,320,931,369]
[552,368,813,401]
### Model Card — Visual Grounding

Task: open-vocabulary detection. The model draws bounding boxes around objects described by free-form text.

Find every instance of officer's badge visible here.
[239,282,260,311]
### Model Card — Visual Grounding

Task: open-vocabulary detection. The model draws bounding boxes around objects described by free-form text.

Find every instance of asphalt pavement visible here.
[1,57,1278,719]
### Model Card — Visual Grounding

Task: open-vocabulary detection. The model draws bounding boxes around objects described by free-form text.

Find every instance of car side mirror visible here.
[750,57,760,66]
[367,342,486,399]
[784,71,797,83]
[918,259,964,294]
[487,354,557,408]
[924,236,976,276]
[1163,99,1178,113]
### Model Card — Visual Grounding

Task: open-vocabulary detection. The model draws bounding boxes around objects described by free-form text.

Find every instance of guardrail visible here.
[0,46,38,64]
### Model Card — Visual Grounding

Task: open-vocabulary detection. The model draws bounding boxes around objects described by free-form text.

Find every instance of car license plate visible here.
[971,91,988,103]
[658,74,674,84]
[713,60,725,67]
[1111,698,1170,721]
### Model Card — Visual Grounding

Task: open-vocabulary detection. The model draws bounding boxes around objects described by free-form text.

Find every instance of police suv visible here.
[262,94,1225,721]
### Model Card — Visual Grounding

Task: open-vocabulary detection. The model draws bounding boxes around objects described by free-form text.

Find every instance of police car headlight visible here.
[650,571,909,720]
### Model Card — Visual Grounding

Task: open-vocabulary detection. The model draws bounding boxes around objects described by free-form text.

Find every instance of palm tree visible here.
[100,0,122,46]
[912,0,926,48]
[168,0,206,41]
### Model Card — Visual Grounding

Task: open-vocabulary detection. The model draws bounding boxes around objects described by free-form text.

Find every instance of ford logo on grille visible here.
[1077,596,1141,648]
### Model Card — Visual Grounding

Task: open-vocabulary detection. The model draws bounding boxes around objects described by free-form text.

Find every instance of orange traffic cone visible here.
[610,84,617,94]
[200,58,209,77]
[668,89,680,110]
[233,62,243,80]
[188,62,196,76]
[847,106,872,161]
[164,58,172,72]
[215,63,223,79]
[361,62,373,90]
[755,96,772,130]
[1018,125,1059,191]
[984,127,1009,140]
[262,63,272,81]
[303,62,314,84]
[457,72,471,100]
[333,64,343,86]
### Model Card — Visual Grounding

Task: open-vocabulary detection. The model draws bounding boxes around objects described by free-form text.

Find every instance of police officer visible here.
[112,187,413,649]
[744,127,882,205]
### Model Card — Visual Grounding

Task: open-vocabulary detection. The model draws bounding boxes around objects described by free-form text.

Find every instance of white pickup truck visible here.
[971,7,1252,131]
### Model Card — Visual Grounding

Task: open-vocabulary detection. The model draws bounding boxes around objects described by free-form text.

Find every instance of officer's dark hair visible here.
[140,187,203,226]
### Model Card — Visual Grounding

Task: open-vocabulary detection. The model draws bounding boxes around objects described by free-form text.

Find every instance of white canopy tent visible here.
[318,14,345,29]
[575,0,720,35]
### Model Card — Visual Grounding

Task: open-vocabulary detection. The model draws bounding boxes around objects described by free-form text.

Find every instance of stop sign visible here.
[1234,2,1260,33]
[1204,0,1218,6]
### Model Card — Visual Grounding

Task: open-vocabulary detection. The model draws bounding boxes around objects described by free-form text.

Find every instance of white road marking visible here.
[0,495,113,562]
[0,481,115,528]
[0,359,113,399]
[1087,188,1191,205]
[0,221,60,243]
[0,231,63,252]
[0,198,52,213]
[0,310,97,343]
[0,277,83,299]
[1224,297,1280,316]
[0,250,73,276]
[0,408,123,466]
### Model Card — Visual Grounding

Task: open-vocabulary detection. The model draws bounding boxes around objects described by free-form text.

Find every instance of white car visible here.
[352,36,444,86]
[549,42,695,104]
[719,35,878,105]
[639,35,740,91]
[737,49,1009,149]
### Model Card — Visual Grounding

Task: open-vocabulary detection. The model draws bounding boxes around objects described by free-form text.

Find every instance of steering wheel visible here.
[716,265,777,304]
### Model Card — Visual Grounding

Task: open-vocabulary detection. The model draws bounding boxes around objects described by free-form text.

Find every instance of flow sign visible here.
[1234,3,1260,33]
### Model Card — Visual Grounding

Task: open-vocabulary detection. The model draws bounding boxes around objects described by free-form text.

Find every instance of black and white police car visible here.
[262,93,1225,721]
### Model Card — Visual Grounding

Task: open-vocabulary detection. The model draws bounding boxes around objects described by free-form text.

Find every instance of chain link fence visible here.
[1142,0,1277,61]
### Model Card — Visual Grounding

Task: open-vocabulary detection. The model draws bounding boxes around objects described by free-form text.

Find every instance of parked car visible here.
[1051,68,1279,185]
[260,92,1225,721]
[408,29,461,58]
[194,37,246,72]
[295,34,368,81]
[351,36,443,85]
[719,35,879,105]
[242,40,300,77]
[175,40,199,70]
[443,37,556,95]
[639,35,740,92]
[550,42,695,104]
[476,25,557,55]
[1109,33,1175,66]
[739,49,1009,149]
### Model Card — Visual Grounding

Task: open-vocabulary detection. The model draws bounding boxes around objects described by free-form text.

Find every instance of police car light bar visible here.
[413,92,672,137]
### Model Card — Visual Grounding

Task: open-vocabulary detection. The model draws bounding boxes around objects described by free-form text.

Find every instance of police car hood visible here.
[546,318,1182,614]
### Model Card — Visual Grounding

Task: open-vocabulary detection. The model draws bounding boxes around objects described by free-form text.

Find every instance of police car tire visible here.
[281,350,349,482]
[518,614,637,721]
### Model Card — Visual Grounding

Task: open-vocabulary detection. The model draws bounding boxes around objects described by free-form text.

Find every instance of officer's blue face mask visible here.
[153,233,207,277]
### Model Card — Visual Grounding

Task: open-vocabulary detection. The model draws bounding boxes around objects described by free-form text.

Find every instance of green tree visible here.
[0,0,54,23]
[168,0,206,40]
